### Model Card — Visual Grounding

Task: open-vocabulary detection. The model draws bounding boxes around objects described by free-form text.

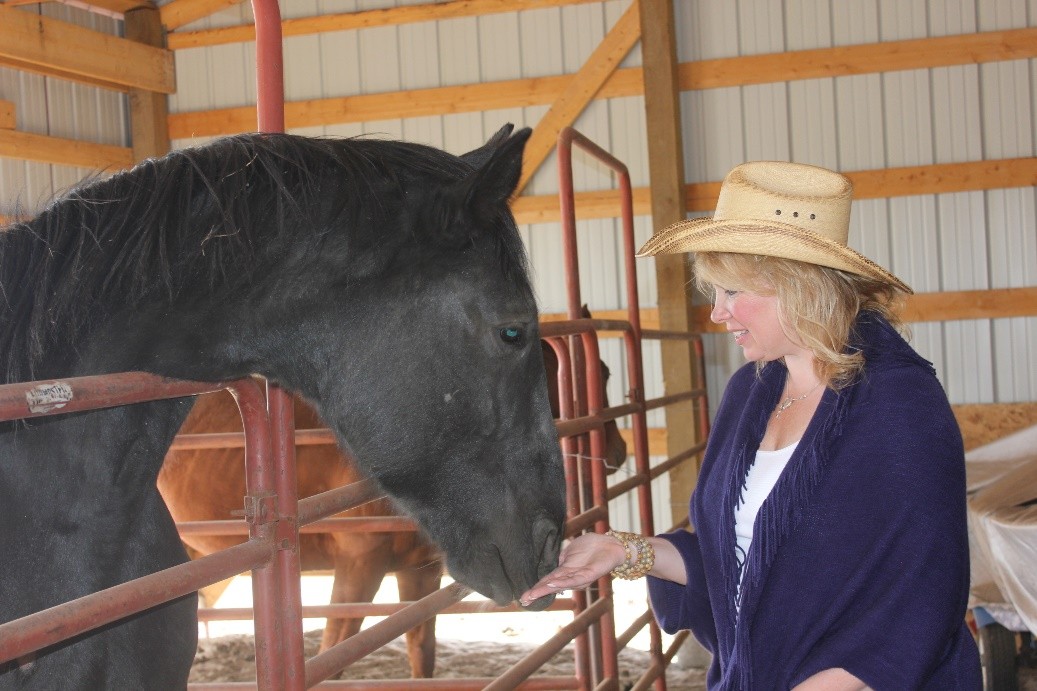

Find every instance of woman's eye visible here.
[499,326,525,346]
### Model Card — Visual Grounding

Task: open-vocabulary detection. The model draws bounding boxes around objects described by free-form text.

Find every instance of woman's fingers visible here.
[519,532,628,606]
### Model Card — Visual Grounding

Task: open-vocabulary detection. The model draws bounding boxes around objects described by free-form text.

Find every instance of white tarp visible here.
[966,424,1037,634]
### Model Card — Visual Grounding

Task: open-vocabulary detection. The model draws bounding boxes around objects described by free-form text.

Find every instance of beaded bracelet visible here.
[606,529,655,580]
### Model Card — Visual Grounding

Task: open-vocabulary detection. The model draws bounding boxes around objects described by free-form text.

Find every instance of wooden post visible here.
[124,6,171,162]
[638,0,704,528]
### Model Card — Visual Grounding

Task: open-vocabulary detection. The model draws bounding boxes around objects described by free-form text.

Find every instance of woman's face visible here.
[710,286,804,363]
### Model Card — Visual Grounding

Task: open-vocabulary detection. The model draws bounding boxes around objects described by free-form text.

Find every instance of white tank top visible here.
[734,441,798,577]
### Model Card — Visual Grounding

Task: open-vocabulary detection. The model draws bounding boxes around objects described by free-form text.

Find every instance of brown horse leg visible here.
[319,551,393,653]
[395,564,443,678]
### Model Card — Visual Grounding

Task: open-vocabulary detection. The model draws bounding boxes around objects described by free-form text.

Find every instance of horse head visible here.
[164,126,566,608]
[0,125,567,686]
[309,127,566,608]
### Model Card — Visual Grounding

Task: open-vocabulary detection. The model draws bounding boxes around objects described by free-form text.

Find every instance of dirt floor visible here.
[191,630,708,687]
[190,631,1037,689]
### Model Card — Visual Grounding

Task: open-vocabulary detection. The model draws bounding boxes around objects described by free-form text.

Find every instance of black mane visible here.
[0,133,529,385]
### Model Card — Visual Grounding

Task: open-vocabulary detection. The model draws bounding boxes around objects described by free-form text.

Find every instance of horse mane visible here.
[0,133,529,384]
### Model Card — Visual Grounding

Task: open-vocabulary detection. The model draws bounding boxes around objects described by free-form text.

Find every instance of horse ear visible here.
[459,124,516,170]
[461,126,531,213]
[424,127,530,248]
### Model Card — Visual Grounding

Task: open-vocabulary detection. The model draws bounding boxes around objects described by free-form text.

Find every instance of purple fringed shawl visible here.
[647,313,981,690]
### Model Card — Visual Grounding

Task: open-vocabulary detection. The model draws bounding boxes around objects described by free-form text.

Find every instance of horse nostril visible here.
[533,517,560,576]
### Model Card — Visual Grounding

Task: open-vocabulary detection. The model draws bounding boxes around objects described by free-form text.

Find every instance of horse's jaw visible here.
[381,473,564,609]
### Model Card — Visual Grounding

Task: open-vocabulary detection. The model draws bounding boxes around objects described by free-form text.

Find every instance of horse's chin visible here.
[440,520,561,610]
[520,593,556,612]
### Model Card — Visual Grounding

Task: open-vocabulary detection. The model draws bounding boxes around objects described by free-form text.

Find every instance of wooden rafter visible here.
[543,285,1037,335]
[0,100,14,130]
[160,0,241,32]
[0,5,174,93]
[165,0,604,46]
[167,70,644,139]
[686,287,1037,333]
[516,0,641,194]
[509,158,1037,224]
[681,27,1037,89]
[67,0,156,16]
[0,129,132,169]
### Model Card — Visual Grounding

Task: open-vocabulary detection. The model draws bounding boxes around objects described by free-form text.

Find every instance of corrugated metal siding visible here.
[671,0,1037,417]
[0,5,128,217]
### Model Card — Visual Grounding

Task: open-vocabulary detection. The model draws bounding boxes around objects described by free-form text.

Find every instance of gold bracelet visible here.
[605,529,655,580]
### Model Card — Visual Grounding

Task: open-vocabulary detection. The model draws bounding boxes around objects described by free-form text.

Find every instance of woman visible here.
[521,162,981,689]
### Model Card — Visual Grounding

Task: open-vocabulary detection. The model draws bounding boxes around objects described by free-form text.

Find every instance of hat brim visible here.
[636,217,912,294]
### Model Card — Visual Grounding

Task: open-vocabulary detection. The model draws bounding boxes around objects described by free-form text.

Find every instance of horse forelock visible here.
[0,133,530,384]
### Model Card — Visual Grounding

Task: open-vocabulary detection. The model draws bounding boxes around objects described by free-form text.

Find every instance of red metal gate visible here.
[0,0,710,683]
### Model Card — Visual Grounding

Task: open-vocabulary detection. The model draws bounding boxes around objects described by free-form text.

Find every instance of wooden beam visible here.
[637,0,701,525]
[124,6,171,161]
[619,427,666,458]
[846,158,1037,199]
[903,287,1037,323]
[160,0,241,31]
[544,286,1037,336]
[679,27,1037,89]
[167,70,644,139]
[0,5,175,93]
[166,28,1036,139]
[0,100,14,130]
[516,0,641,193]
[166,0,605,47]
[72,0,157,15]
[509,158,1037,225]
[687,287,1037,333]
[0,129,133,170]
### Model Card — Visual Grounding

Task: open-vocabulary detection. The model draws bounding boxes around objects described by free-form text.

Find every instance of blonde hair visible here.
[692,252,907,389]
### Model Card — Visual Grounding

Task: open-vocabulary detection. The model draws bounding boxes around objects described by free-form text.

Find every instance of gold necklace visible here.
[773,381,822,418]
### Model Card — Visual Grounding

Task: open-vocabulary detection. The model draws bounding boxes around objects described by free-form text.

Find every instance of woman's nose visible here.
[710,299,729,323]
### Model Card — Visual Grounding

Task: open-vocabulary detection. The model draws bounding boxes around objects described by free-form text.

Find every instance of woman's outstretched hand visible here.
[519,532,626,607]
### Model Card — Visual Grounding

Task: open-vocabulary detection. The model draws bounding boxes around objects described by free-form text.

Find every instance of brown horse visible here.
[158,337,626,677]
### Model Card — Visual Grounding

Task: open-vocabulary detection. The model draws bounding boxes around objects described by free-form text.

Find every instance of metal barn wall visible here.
[0,5,128,217]
[1,0,1035,532]
[672,0,1037,417]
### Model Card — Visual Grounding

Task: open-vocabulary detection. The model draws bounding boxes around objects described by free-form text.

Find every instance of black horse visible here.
[0,125,566,689]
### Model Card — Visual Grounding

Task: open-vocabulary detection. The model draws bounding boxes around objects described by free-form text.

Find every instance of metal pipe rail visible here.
[0,374,270,669]
[553,126,717,691]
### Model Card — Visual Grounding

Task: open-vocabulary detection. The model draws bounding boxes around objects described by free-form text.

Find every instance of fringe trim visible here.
[729,364,853,690]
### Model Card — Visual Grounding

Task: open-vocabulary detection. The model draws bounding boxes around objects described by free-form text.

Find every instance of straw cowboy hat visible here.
[636,161,912,294]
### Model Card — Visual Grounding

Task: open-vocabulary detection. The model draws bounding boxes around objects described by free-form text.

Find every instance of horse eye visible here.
[499,326,525,346]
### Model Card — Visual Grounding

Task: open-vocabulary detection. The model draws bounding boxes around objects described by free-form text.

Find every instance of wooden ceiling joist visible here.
[160,0,241,31]
[0,100,14,130]
[685,287,1037,334]
[69,0,157,16]
[167,70,644,140]
[682,27,1037,90]
[509,158,1037,225]
[0,129,133,170]
[165,0,604,48]
[517,0,641,193]
[0,5,175,93]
